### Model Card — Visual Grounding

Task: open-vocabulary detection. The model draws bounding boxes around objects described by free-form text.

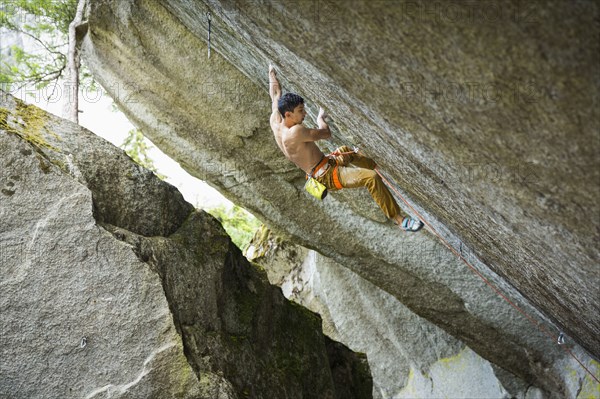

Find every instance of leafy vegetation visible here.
[207,205,261,251]
[120,128,165,179]
[0,0,78,90]
[0,0,77,33]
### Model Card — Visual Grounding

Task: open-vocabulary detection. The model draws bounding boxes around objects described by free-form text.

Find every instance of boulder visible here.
[0,94,372,398]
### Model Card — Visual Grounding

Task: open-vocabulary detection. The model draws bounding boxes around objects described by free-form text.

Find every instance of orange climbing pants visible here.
[314,150,402,220]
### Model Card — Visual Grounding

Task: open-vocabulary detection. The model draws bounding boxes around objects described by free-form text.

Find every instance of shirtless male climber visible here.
[268,64,423,232]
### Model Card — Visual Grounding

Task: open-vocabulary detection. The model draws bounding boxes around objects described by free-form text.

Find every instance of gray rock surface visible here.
[247,227,598,399]
[0,97,201,398]
[0,94,372,398]
[80,0,599,396]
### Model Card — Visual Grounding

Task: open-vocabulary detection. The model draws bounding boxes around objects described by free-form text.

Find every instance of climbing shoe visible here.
[400,217,424,232]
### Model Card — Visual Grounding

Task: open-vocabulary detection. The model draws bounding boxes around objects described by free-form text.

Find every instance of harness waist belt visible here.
[308,156,330,178]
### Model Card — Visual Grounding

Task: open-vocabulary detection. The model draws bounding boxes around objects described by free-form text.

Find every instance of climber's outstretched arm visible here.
[269,64,282,125]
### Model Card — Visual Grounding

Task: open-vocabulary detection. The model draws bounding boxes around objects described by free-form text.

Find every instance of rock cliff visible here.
[247,227,599,398]
[79,0,599,396]
[0,94,372,398]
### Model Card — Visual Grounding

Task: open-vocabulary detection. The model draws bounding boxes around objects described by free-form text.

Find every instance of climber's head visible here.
[278,92,306,124]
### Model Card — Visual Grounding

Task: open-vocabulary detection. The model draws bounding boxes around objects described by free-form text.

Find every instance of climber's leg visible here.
[348,153,377,170]
[333,146,377,169]
[337,166,402,220]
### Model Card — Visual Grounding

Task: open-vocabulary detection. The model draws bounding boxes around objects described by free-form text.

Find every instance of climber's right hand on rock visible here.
[317,107,327,121]
[317,107,329,130]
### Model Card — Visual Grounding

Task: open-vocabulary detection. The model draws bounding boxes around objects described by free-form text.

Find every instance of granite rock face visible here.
[0,94,372,398]
[0,96,200,398]
[80,0,599,396]
[247,227,598,399]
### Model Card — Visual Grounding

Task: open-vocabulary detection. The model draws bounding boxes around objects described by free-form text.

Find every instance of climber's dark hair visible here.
[278,92,304,117]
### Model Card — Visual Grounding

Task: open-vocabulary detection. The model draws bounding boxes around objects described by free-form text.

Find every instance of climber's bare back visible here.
[271,117,326,174]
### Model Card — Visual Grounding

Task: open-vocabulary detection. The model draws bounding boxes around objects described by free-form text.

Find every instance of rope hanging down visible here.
[329,147,599,384]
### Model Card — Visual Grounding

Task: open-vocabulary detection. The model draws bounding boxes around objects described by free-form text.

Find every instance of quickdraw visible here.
[206,12,212,58]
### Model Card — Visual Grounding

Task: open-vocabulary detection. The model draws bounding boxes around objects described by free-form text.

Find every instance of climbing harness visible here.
[329,147,358,190]
[206,11,212,58]
[330,145,599,383]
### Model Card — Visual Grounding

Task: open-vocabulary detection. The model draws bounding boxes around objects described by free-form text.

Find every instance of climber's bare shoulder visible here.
[281,124,326,173]
[271,121,315,153]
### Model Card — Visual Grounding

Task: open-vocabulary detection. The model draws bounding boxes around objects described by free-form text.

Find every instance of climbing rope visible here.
[374,166,600,384]
[330,147,599,384]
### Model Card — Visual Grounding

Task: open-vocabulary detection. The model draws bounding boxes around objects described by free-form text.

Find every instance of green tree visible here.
[1,0,89,123]
[120,128,165,179]
[0,0,77,89]
[207,205,262,251]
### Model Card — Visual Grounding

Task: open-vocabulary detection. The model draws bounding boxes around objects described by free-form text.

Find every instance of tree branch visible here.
[62,0,87,123]
[7,66,65,93]
[11,27,67,61]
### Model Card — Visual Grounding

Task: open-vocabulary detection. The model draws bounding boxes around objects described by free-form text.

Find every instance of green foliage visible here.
[0,0,77,34]
[207,205,261,251]
[120,128,165,179]
[0,0,76,89]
